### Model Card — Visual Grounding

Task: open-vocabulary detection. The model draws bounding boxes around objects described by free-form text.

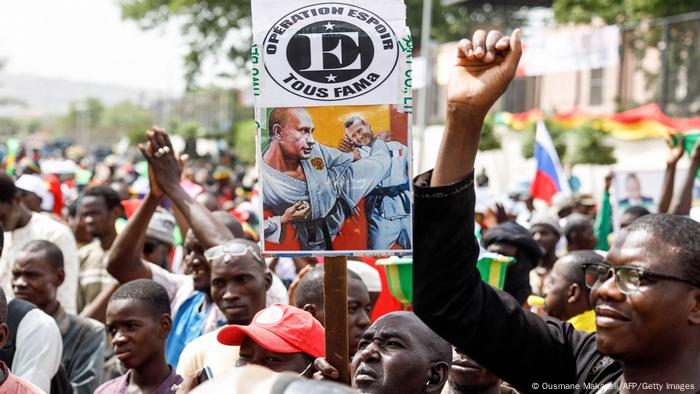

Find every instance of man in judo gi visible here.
[262,107,391,251]
[343,115,411,250]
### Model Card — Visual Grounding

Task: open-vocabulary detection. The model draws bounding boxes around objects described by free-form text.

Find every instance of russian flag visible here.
[530,120,571,204]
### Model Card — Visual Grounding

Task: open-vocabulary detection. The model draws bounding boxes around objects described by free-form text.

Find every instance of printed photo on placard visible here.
[258,105,412,254]
[612,168,699,229]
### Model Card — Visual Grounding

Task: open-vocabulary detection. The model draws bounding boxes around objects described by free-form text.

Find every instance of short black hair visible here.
[557,251,604,288]
[110,279,171,319]
[212,211,245,239]
[624,214,700,285]
[143,238,168,255]
[623,205,650,219]
[294,265,364,308]
[563,214,594,240]
[21,240,64,269]
[0,173,17,204]
[82,185,122,211]
[67,200,79,218]
[0,287,7,324]
[0,221,4,254]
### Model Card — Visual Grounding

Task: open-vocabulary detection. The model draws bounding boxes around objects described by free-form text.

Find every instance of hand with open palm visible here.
[447,29,522,117]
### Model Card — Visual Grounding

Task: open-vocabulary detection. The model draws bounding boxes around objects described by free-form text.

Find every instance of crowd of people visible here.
[0,27,697,394]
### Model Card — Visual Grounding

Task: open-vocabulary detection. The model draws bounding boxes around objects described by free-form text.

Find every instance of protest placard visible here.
[252,0,412,256]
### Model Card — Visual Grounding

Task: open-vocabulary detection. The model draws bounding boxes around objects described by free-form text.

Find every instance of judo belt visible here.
[304,199,353,250]
[367,182,411,214]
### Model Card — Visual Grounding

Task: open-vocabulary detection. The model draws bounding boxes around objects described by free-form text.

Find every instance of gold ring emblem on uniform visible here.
[310,157,324,170]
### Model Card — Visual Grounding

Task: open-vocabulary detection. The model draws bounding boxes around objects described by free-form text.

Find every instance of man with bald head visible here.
[563,214,597,252]
[544,251,600,332]
[262,107,391,250]
[315,311,451,394]
[294,265,372,357]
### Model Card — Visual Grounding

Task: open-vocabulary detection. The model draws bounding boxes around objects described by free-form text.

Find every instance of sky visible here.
[0,0,189,95]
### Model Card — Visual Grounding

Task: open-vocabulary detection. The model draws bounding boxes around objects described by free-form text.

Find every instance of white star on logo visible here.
[323,22,335,31]
[325,74,337,82]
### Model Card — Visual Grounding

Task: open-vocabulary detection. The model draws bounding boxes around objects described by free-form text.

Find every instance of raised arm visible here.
[140,127,233,249]
[671,139,700,215]
[658,135,684,213]
[105,189,160,283]
[431,30,521,187]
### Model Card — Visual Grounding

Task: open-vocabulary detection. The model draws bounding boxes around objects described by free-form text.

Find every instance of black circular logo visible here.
[286,20,374,84]
[261,2,400,102]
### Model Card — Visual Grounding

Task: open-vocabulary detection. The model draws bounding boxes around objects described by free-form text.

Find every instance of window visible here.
[589,68,604,106]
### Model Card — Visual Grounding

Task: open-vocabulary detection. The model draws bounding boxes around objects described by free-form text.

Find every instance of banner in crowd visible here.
[251,0,413,255]
[517,26,620,77]
[497,103,700,140]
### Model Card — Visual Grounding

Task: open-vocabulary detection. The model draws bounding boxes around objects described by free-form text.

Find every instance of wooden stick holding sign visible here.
[323,256,350,385]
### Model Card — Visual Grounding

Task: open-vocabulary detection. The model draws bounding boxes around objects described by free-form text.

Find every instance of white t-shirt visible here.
[270,258,297,282]
[1,213,79,313]
[176,328,240,378]
[267,273,289,306]
[13,308,63,393]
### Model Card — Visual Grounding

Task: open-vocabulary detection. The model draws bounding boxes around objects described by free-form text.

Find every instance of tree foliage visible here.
[119,0,253,86]
[552,0,700,117]
[60,98,153,144]
[565,123,616,165]
[552,0,700,24]
[119,0,527,87]
[521,120,616,166]
[61,97,104,133]
[479,114,501,151]
[230,119,256,164]
[100,102,154,144]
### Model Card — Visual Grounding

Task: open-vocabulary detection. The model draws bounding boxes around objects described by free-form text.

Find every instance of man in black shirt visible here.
[413,29,700,393]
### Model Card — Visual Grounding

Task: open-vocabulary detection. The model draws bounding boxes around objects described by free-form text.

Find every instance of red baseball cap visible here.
[217,304,325,359]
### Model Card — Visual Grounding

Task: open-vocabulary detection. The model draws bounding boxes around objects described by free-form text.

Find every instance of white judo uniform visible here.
[359,141,411,250]
[263,139,391,250]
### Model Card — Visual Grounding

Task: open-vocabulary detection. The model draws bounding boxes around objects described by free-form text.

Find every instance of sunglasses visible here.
[582,262,700,295]
[204,241,264,266]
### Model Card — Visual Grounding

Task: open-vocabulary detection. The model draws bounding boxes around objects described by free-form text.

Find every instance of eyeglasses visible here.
[582,262,700,295]
[204,241,264,266]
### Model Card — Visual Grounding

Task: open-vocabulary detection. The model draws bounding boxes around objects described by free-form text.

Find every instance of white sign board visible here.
[251,1,409,107]
[519,25,620,76]
[252,0,413,256]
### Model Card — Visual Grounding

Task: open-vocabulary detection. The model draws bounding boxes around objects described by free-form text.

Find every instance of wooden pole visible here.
[323,256,350,385]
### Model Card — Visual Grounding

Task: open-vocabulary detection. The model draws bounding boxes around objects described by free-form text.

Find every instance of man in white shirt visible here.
[0,174,78,314]
[0,218,63,393]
